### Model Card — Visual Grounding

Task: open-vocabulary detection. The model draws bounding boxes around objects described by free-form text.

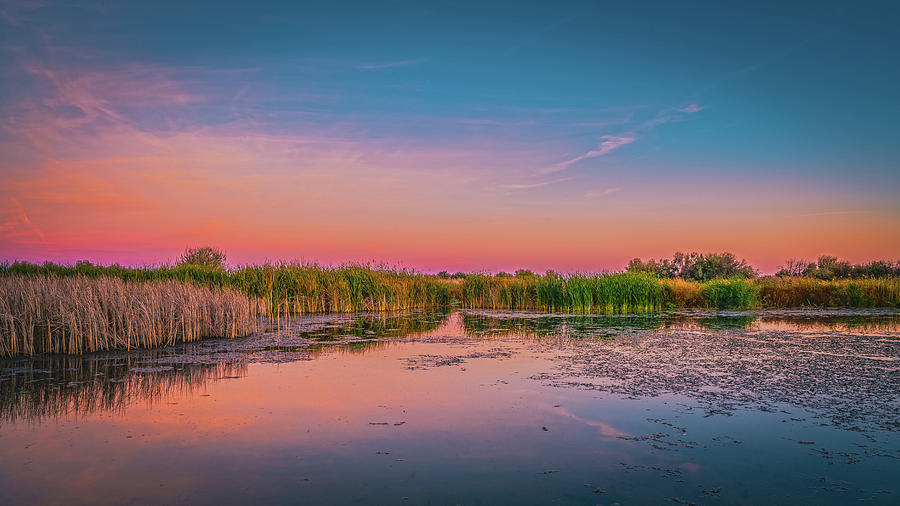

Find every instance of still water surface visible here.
[1,310,898,505]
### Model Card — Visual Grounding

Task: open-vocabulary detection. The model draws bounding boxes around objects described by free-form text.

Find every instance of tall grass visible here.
[0,275,258,357]
[458,272,667,313]
[457,273,899,312]
[1,262,898,354]
[700,278,759,310]
[232,264,450,315]
[1,261,452,315]
[757,276,900,308]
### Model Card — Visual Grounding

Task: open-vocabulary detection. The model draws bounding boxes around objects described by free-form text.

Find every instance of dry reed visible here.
[0,275,259,357]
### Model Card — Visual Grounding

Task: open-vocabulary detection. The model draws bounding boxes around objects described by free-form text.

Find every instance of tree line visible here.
[627,252,899,282]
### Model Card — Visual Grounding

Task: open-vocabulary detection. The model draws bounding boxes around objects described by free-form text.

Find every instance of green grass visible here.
[0,261,452,315]
[701,278,759,310]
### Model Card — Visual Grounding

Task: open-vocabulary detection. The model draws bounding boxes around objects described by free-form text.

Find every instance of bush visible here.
[178,246,227,270]
[628,252,755,281]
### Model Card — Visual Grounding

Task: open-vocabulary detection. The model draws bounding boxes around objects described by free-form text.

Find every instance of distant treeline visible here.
[625,252,900,281]
[774,256,900,280]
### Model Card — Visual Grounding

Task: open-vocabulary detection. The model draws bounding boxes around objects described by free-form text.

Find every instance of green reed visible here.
[457,272,667,313]
[2,262,898,326]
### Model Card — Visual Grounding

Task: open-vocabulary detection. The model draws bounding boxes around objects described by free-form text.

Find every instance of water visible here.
[1,309,898,505]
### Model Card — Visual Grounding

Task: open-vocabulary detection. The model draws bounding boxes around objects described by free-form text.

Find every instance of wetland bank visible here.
[1,308,898,505]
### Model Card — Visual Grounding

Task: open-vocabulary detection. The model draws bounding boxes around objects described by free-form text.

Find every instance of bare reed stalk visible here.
[0,275,259,357]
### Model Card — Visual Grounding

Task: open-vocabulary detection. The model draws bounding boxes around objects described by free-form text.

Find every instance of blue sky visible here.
[1,0,898,271]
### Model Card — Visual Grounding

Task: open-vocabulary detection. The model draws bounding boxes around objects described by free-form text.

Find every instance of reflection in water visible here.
[461,308,900,336]
[262,309,450,341]
[0,352,246,424]
[1,308,899,426]
[0,308,897,505]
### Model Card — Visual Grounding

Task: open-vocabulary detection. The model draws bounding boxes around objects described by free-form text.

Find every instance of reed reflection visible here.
[0,351,246,424]
[459,309,900,338]
[2,308,897,425]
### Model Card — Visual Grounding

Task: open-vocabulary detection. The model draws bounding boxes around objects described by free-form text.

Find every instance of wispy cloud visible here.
[539,103,704,175]
[20,62,203,125]
[354,58,429,70]
[642,103,705,129]
[539,135,635,174]
[501,177,573,190]
[0,197,48,249]
[679,103,704,114]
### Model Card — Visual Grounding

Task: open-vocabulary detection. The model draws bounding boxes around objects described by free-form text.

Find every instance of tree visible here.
[178,246,227,269]
[629,252,755,281]
[776,258,812,277]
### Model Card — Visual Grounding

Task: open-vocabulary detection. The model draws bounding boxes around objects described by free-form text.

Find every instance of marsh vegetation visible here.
[0,276,257,356]
[1,249,898,356]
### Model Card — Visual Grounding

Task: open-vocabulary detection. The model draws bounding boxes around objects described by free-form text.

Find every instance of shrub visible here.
[178,246,227,269]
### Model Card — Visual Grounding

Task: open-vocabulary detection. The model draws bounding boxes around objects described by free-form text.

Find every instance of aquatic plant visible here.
[701,278,759,309]
[1,261,897,339]
[1,261,453,316]
[457,272,667,313]
[757,276,900,308]
[0,275,258,356]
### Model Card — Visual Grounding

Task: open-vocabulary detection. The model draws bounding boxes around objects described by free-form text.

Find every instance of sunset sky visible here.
[1,0,898,273]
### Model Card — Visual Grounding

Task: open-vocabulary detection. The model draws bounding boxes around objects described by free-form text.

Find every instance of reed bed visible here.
[0,275,258,357]
[455,273,899,312]
[1,262,452,315]
[757,277,900,308]
[456,272,667,312]
[233,265,451,315]
[1,263,898,356]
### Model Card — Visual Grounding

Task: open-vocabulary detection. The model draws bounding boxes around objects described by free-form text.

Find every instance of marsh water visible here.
[1,310,898,505]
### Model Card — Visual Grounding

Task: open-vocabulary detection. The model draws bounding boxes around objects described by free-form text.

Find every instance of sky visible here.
[1,0,898,273]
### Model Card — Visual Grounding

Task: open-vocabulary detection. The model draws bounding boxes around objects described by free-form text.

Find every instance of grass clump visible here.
[701,278,759,309]
[757,277,900,308]
[457,271,666,313]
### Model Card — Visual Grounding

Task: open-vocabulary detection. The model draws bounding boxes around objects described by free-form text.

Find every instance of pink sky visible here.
[2,28,898,274]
